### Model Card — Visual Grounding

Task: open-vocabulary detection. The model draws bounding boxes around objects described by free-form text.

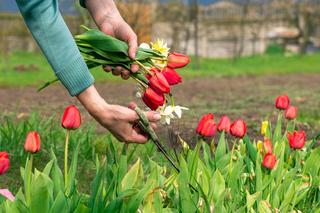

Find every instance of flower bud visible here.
[275,95,290,110]
[147,70,170,94]
[263,138,273,154]
[287,130,306,149]
[24,131,41,154]
[217,115,231,133]
[167,52,190,69]
[0,152,10,175]
[262,153,277,170]
[62,105,81,130]
[230,119,247,138]
[285,106,297,120]
[162,67,182,85]
[261,120,268,136]
[142,88,165,110]
[196,113,216,137]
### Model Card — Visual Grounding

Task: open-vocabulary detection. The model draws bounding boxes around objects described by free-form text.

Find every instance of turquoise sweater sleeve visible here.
[15,0,94,96]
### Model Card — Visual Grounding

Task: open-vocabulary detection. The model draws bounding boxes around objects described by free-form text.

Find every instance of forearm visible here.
[16,0,94,96]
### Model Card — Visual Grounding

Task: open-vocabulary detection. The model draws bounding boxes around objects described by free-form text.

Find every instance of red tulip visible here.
[0,152,10,175]
[287,130,306,149]
[285,106,297,120]
[24,131,41,153]
[147,70,170,94]
[142,88,165,110]
[62,105,81,130]
[263,138,273,154]
[262,153,277,170]
[275,95,290,110]
[217,115,231,133]
[167,52,190,69]
[162,67,182,85]
[196,113,216,137]
[230,119,247,138]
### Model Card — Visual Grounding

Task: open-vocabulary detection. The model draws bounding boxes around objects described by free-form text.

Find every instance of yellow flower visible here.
[261,120,269,136]
[151,39,170,56]
[257,140,263,153]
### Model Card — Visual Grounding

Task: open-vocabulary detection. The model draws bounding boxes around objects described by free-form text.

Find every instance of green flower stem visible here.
[148,59,163,70]
[134,60,152,74]
[130,75,148,88]
[228,141,236,175]
[64,129,70,186]
[25,154,33,206]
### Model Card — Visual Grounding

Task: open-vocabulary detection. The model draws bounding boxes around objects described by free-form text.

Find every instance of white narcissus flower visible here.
[158,105,189,125]
[139,43,151,49]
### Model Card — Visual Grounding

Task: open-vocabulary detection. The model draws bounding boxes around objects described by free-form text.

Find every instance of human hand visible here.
[85,0,139,80]
[77,86,160,144]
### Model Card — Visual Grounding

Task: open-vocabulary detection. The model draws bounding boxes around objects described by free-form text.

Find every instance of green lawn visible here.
[0,51,320,87]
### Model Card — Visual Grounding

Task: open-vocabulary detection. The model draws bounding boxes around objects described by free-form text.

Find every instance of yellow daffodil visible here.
[151,39,170,56]
[257,140,263,153]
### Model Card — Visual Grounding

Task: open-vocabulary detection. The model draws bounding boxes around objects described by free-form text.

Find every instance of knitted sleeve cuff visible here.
[56,56,94,96]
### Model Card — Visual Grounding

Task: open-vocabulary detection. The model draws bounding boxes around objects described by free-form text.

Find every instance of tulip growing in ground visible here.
[285,106,297,120]
[217,115,231,133]
[147,70,170,94]
[196,113,217,137]
[162,67,182,86]
[230,119,247,138]
[61,105,81,186]
[287,130,306,149]
[0,152,10,175]
[263,138,273,154]
[262,153,277,170]
[142,88,165,110]
[24,131,41,154]
[167,52,190,69]
[275,94,290,110]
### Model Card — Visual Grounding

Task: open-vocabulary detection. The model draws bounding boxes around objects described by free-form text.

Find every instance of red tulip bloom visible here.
[262,153,277,170]
[142,88,165,110]
[147,70,170,94]
[196,113,216,137]
[285,106,297,120]
[275,95,290,110]
[230,119,247,138]
[24,131,41,154]
[0,152,10,175]
[217,115,231,133]
[162,67,182,86]
[263,138,273,154]
[167,52,190,69]
[287,130,306,149]
[62,105,81,130]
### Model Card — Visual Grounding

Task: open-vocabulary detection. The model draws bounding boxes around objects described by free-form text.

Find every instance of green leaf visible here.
[30,173,54,213]
[121,158,141,191]
[246,190,261,210]
[209,169,225,203]
[49,191,68,213]
[215,131,226,162]
[66,140,81,196]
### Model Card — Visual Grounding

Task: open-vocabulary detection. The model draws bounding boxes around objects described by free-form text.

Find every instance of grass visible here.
[0,51,320,87]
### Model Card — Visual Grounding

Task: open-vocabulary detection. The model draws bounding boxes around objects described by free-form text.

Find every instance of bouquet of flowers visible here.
[75,26,190,123]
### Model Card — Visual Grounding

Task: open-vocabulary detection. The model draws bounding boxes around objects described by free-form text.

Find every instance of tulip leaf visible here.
[215,131,226,162]
[121,158,141,191]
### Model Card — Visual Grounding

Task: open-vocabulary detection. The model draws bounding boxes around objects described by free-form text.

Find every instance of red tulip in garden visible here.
[275,94,290,110]
[230,119,247,138]
[24,131,41,154]
[287,130,306,149]
[217,115,231,133]
[262,153,277,170]
[62,105,81,130]
[0,152,10,175]
[285,106,297,120]
[61,105,81,185]
[263,138,273,154]
[196,113,217,137]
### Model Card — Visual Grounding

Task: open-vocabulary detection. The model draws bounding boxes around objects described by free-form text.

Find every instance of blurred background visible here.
[0,0,320,141]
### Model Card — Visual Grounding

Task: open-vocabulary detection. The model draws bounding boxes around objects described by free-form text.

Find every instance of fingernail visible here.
[154,114,161,120]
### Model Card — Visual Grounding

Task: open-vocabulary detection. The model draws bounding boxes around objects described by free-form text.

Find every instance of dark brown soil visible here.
[1,73,320,143]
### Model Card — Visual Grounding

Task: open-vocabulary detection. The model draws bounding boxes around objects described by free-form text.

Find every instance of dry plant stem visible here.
[64,129,70,186]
